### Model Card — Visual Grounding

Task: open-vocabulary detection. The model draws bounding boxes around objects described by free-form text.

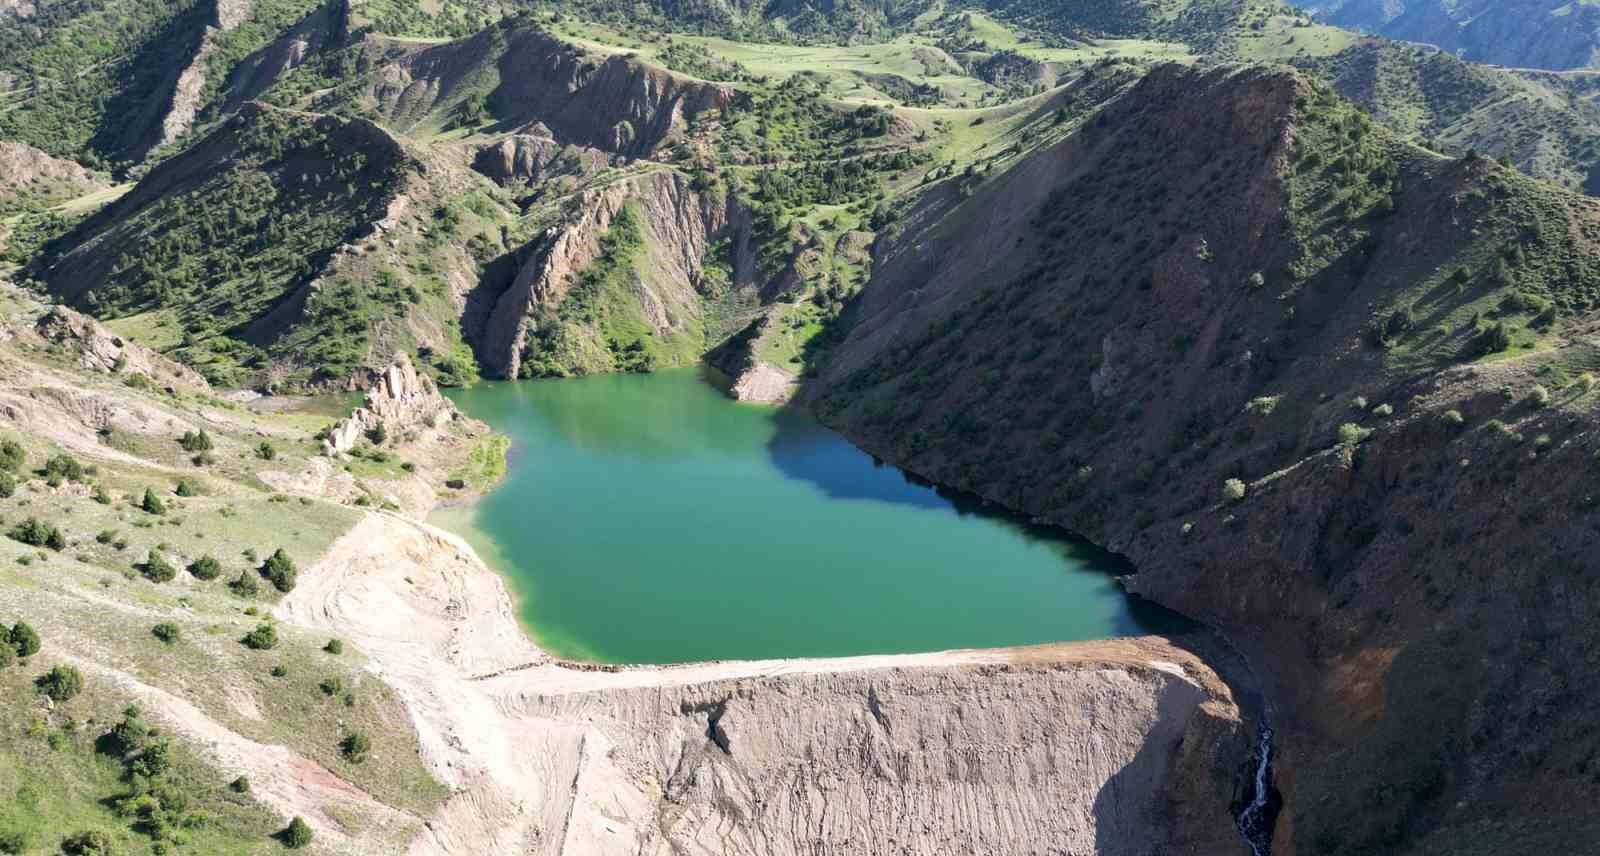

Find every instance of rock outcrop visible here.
[33,305,209,392]
[0,142,108,202]
[469,130,608,187]
[321,353,456,455]
[362,24,732,159]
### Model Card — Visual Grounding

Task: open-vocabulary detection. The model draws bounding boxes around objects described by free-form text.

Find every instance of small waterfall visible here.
[1235,723,1277,856]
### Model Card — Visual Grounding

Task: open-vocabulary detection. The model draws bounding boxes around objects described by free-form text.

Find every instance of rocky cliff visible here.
[475,169,749,379]
[814,62,1600,854]
[359,23,732,159]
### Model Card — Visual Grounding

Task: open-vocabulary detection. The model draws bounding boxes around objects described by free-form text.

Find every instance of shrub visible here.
[1245,271,1265,289]
[241,623,277,650]
[319,676,345,697]
[229,571,260,598]
[1576,373,1597,394]
[43,453,84,484]
[1222,478,1247,502]
[141,551,177,583]
[0,471,14,499]
[339,731,370,763]
[323,639,343,655]
[1441,409,1466,428]
[230,775,250,794]
[9,622,40,658]
[105,705,150,755]
[152,623,180,645]
[261,548,297,593]
[60,830,113,855]
[0,438,23,472]
[367,423,387,445]
[1337,423,1371,447]
[256,441,276,461]
[270,665,288,677]
[1372,403,1393,417]
[1470,321,1511,357]
[174,478,197,497]
[1528,385,1552,408]
[141,488,166,515]
[0,829,27,853]
[283,816,314,849]
[188,554,223,581]
[178,429,213,452]
[36,664,84,701]
[8,518,63,551]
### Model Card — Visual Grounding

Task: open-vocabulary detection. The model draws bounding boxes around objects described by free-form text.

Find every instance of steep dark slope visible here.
[815,63,1600,855]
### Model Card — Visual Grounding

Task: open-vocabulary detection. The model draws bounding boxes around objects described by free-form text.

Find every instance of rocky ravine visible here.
[282,513,1253,856]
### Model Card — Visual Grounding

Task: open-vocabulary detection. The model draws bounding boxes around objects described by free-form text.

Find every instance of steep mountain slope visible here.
[1298,40,1600,192]
[1298,0,1600,70]
[814,63,1600,854]
[28,103,452,387]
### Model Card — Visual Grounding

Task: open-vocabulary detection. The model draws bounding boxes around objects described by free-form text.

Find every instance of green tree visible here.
[9,622,40,658]
[36,664,84,702]
[141,551,177,583]
[339,731,370,763]
[43,453,84,484]
[282,816,313,849]
[179,429,213,452]
[152,623,181,644]
[241,622,277,650]
[256,441,277,461]
[141,488,166,515]
[60,830,113,855]
[0,471,15,499]
[0,438,24,472]
[188,554,223,580]
[261,548,297,593]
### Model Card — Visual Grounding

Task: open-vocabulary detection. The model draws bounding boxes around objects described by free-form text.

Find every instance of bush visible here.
[188,554,223,581]
[229,571,260,599]
[0,642,12,670]
[152,623,180,645]
[339,731,370,763]
[319,676,345,697]
[282,816,313,849]
[261,548,297,593]
[1372,403,1393,417]
[141,488,166,515]
[1337,423,1372,447]
[60,830,113,855]
[256,441,276,461]
[323,639,343,655]
[0,438,23,472]
[105,705,150,756]
[241,622,277,650]
[0,471,14,499]
[43,453,84,484]
[1222,478,1247,503]
[0,829,27,854]
[1441,409,1465,427]
[1528,385,1552,408]
[141,551,177,583]
[230,775,250,794]
[36,664,84,701]
[9,622,40,658]
[270,665,288,677]
[8,518,64,551]
[174,478,197,497]
[178,429,213,452]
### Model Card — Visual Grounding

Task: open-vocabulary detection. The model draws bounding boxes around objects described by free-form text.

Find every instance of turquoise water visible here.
[432,368,1179,664]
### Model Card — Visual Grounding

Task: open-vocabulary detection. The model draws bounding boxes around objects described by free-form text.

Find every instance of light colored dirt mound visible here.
[283,513,1250,856]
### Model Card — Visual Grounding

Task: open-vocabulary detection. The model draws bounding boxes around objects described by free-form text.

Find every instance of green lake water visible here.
[432,367,1182,664]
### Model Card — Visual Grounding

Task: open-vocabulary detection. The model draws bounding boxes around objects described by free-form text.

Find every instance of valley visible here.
[4,1,1600,855]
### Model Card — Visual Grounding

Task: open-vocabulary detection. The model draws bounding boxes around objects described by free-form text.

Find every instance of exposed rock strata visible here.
[33,305,210,392]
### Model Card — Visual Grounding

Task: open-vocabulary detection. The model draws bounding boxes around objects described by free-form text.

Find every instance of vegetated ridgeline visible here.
[816,62,1600,853]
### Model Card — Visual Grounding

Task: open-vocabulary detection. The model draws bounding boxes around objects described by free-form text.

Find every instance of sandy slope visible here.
[280,513,1251,855]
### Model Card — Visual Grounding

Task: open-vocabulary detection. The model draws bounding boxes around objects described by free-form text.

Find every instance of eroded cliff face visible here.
[363,24,732,159]
[474,169,747,378]
[813,63,1600,854]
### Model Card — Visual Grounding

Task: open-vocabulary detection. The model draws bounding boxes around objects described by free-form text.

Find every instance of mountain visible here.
[1296,0,1600,70]
[812,61,1600,854]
